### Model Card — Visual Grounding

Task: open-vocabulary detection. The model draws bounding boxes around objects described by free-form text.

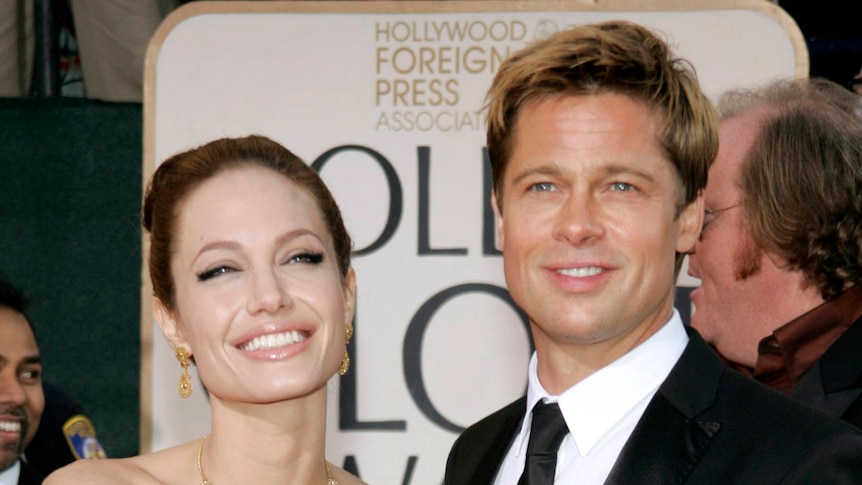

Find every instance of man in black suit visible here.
[445,21,862,484]
[687,78,862,427]
[0,276,44,485]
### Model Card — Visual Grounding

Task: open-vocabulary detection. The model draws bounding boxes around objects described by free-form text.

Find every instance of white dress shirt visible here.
[0,460,21,485]
[494,310,689,485]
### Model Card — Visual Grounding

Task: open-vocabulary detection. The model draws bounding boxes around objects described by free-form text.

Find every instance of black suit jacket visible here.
[793,314,862,428]
[17,460,44,485]
[445,328,862,484]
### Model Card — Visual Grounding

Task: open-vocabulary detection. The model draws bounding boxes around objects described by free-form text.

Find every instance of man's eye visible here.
[700,211,718,234]
[703,211,717,225]
[20,369,41,382]
[530,182,555,192]
[610,182,635,192]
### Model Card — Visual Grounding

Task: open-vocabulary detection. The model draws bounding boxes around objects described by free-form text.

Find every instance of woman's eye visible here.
[196,266,234,281]
[288,252,324,265]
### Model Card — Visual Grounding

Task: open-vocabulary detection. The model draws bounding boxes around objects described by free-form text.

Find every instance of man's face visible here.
[494,94,702,393]
[687,113,778,368]
[0,307,43,472]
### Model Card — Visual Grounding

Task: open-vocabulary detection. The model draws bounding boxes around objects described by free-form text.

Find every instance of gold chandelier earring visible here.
[176,347,193,398]
[337,323,353,376]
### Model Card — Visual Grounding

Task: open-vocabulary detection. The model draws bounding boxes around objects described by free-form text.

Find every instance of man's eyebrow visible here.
[0,355,41,366]
[509,165,564,186]
[601,164,658,183]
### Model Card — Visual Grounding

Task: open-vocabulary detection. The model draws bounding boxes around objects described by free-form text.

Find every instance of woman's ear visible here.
[343,267,357,326]
[154,298,189,351]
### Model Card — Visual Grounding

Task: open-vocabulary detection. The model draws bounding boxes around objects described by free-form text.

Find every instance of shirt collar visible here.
[517,309,689,455]
[0,460,21,485]
[753,284,862,393]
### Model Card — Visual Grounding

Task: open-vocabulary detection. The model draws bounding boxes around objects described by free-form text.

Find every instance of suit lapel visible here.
[794,314,862,425]
[794,360,862,419]
[604,329,722,485]
[447,398,526,485]
[470,399,526,484]
[17,459,44,485]
[815,314,862,395]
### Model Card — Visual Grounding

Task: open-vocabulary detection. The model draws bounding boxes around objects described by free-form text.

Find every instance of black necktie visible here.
[518,401,569,485]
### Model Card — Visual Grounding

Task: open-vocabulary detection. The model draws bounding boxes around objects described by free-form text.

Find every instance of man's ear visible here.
[676,193,704,254]
[492,191,505,252]
[765,250,792,270]
[343,267,357,326]
[154,298,189,351]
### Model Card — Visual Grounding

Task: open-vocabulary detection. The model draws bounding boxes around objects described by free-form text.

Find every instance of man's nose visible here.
[553,193,604,246]
[0,372,28,406]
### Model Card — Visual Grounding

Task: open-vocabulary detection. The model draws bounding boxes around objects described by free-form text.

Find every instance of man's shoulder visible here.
[458,397,526,440]
[716,363,860,436]
[17,459,44,485]
[628,332,862,481]
[708,369,862,479]
[674,329,859,438]
[445,397,526,485]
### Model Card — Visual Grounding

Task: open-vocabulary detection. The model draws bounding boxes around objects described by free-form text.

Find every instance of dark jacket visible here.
[792,312,862,428]
[24,382,104,478]
[17,459,43,485]
[445,328,862,484]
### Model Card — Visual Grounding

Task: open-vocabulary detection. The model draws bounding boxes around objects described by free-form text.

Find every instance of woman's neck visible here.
[201,387,330,484]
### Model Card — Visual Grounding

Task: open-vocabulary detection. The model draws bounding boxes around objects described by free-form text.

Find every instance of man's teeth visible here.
[558,266,603,277]
[0,420,21,433]
[242,331,308,351]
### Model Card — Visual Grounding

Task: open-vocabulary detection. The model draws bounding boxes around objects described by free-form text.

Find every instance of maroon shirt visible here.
[736,285,862,395]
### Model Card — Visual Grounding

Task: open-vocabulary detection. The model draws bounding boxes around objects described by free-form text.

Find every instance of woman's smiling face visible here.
[156,164,355,403]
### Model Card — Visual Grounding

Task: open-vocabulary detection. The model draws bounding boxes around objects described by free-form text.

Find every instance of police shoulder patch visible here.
[62,415,107,459]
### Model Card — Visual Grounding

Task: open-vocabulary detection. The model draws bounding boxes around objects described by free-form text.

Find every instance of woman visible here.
[47,135,365,484]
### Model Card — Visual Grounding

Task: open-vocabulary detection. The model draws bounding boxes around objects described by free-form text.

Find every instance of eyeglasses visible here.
[699,204,739,240]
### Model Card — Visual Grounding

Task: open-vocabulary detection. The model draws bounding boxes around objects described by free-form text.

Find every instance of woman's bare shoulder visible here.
[45,441,200,485]
[329,462,369,485]
[44,457,153,485]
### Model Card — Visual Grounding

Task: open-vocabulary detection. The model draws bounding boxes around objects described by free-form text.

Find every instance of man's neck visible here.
[533,306,676,394]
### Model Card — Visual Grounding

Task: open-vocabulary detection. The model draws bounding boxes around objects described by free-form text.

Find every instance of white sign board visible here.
[142,1,805,483]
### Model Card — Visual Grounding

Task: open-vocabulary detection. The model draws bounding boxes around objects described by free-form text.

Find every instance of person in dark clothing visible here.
[0,275,45,485]
[688,78,862,427]
[445,21,862,485]
[24,382,105,477]
[0,275,104,485]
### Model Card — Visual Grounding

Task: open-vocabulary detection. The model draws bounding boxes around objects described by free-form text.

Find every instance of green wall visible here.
[0,97,141,457]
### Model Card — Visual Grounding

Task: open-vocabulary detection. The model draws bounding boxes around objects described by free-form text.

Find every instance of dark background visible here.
[780,0,862,88]
[0,1,859,460]
[0,98,142,458]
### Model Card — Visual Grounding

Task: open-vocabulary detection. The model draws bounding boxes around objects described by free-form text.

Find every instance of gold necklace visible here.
[197,434,337,484]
